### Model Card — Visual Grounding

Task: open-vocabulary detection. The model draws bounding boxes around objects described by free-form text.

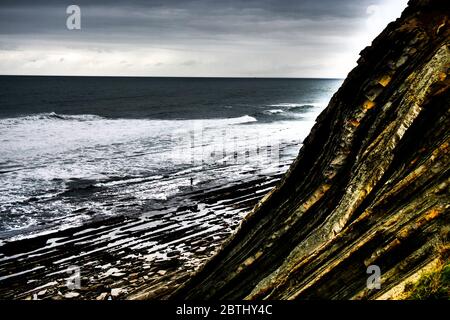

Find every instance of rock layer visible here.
[172,0,450,300]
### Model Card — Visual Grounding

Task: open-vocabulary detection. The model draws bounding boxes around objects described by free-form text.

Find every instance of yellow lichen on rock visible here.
[378,75,392,87]
[362,100,376,111]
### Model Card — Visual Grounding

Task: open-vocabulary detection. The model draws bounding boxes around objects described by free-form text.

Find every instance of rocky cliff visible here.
[172,0,450,300]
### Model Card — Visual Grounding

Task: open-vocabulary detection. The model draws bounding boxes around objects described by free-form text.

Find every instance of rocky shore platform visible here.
[0,155,295,300]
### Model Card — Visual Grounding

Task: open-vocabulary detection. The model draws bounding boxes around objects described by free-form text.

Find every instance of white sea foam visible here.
[267,102,321,108]
[264,109,284,114]
[0,110,316,235]
[0,113,257,159]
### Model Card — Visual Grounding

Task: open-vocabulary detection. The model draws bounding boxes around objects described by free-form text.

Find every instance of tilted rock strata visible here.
[172,0,450,300]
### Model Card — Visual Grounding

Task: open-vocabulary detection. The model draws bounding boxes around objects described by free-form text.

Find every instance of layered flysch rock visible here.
[171,0,449,299]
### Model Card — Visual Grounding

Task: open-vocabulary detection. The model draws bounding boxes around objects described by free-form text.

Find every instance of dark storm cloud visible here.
[0,0,377,38]
[0,0,408,77]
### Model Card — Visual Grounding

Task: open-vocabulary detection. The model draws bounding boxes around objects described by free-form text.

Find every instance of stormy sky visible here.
[0,0,408,78]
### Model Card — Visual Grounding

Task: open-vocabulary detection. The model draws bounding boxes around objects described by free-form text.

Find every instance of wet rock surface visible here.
[0,161,293,299]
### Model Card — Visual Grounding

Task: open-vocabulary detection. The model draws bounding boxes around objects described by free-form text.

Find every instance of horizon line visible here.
[0,74,344,80]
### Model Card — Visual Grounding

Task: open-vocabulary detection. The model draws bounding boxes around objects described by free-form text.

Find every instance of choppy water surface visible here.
[0,76,341,238]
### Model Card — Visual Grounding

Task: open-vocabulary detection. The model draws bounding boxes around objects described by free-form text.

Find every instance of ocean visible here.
[0,76,342,240]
